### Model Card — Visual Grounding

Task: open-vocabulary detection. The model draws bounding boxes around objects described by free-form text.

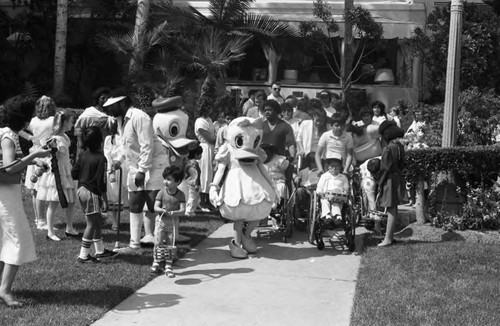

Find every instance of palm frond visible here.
[209,0,252,23]
[151,1,210,27]
[95,31,135,56]
[142,21,171,49]
[235,13,298,38]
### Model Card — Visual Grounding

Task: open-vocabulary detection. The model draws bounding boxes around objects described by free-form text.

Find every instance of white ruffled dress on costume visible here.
[36,134,76,203]
[215,144,275,221]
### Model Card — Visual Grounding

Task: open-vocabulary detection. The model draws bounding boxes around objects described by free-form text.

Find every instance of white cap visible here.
[102,96,126,107]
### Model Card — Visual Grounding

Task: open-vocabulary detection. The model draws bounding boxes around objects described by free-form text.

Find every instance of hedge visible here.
[404,145,500,187]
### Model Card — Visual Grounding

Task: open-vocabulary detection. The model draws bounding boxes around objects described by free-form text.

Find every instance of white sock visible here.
[79,238,92,259]
[130,212,143,248]
[93,238,104,254]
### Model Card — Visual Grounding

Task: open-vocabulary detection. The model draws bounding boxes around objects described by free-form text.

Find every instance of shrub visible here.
[431,183,500,231]
[406,146,500,230]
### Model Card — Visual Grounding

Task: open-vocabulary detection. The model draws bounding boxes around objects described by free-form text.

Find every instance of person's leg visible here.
[378,206,397,246]
[46,201,60,241]
[241,220,258,253]
[114,191,146,253]
[141,190,159,244]
[0,263,22,307]
[65,202,78,235]
[79,213,96,260]
[31,190,39,224]
[151,217,166,273]
[320,198,331,218]
[230,220,248,258]
[35,196,47,229]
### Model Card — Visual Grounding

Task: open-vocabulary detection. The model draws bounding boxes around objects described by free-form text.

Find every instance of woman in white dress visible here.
[0,96,51,307]
[23,96,56,230]
[194,106,216,209]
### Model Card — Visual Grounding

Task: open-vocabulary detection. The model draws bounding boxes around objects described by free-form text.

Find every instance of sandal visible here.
[165,267,175,278]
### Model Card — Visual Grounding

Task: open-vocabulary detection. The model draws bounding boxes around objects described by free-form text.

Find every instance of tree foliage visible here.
[408,3,500,102]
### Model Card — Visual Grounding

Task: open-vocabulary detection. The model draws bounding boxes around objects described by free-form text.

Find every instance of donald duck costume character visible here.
[152,96,197,243]
[210,117,278,258]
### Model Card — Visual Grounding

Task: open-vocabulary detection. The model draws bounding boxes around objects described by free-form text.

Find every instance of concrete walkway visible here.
[93,223,367,326]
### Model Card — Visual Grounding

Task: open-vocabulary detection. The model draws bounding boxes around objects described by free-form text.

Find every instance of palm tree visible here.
[98,0,295,111]
[53,0,68,98]
[153,0,296,111]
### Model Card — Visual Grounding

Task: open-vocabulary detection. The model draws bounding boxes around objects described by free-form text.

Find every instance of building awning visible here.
[174,0,427,39]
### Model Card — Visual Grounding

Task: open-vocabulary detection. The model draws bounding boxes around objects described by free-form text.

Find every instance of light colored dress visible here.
[36,134,76,203]
[194,116,215,193]
[24,116,54,190]
[103,134,128,207]
[0,127,37,265]
[263,154,289,199]
[215,144,275,221]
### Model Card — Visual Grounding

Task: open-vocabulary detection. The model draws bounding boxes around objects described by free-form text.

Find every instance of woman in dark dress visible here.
[377,120,407,247]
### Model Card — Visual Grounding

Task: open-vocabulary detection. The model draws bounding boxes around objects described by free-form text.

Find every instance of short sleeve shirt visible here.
[262,119,296,156]
[156,188,186,212]
[318,130,353,161]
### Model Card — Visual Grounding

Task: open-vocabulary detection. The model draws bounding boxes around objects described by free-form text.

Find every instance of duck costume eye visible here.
[235,135,244,148]
[169,122,179,137]
[253,135,261,149]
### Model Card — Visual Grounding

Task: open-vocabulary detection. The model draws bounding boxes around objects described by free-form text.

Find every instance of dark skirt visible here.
[379,171,408,207]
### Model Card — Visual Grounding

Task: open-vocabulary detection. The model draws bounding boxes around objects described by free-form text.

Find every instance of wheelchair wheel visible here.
[307,192,318,245]
[315,218,325,250]
[281,199,294,243]
[344,205,356,252]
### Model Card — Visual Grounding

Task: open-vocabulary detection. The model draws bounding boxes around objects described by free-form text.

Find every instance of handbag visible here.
[0,159,22,185]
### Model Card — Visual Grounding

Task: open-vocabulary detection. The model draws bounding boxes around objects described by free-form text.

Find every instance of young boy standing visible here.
[72,126,118,263]
[151,166,186,277]
[315,113,353,175]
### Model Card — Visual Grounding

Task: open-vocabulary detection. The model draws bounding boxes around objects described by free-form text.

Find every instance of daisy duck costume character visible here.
[152,96,197,243]
[210,117,279,259]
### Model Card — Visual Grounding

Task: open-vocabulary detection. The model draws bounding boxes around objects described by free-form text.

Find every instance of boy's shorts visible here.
[77,186,103,215]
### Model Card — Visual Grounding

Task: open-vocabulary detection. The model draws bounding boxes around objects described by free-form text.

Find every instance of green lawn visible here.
[351,239,500,326]
[0,193,224,326]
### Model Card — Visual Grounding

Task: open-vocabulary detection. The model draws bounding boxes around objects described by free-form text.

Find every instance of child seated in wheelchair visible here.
[261,143,289,226]
[316,155,350,229]
[262,143,289,206]
[294,152,318,226]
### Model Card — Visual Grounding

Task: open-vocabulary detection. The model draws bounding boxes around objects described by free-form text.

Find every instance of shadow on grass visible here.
[363,228,466,249]
[17,286,137,307]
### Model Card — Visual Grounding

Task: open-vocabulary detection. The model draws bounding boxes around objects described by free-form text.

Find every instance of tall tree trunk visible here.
[129,0,151,80]
[262,43,281,85]
[199,74,216,112]
[53,0,68,98]
[341,0,354,115]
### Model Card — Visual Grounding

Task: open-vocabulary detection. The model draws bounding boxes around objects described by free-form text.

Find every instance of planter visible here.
[283,69,298,82]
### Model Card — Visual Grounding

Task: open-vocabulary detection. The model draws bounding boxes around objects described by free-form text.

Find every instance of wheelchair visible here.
[256,179,294,242]
[307,186,357,251]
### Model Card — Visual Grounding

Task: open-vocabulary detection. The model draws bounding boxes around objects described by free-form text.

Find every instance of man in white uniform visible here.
[103,92,168,254]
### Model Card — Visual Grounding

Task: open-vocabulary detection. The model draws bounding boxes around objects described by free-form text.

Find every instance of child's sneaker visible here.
[77,255,100,264]
[150,262,163,274]
[95,249,119,260]
[165,267,175,278]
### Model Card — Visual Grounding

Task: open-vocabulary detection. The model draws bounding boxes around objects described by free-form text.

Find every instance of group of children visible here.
[24,100,205,277]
